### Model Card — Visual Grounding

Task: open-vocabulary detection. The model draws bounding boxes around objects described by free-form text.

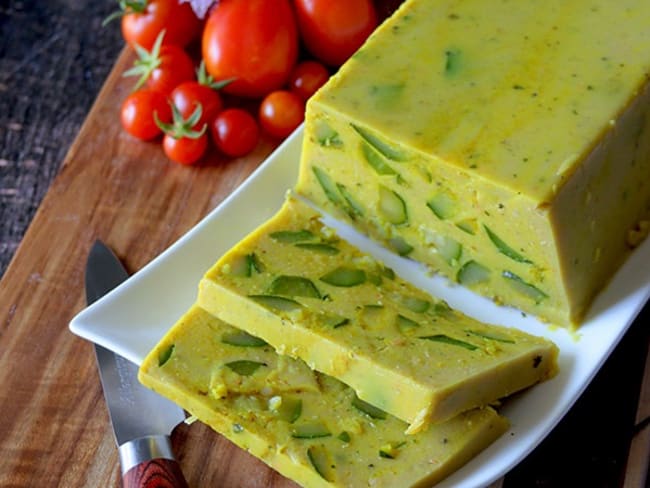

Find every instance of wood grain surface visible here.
[0,45,292,487]
[0,2,648,487]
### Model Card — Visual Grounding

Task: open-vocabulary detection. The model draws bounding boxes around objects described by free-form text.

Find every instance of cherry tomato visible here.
[210,109,260,157]
[163,132,208,165]
[289,61,330,101]
[148,45,195,95]
[157,100,208,164]
[259,90,304,139]
[293,0,378,66]
[171,82,223,128]
[202,0,299,98]
[169,62,231,127]
[125,36,196,96]
[120,89,172,140]
[119,0,201,50]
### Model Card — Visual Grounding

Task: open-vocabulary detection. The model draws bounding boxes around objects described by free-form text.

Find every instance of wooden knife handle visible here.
[119,435,188,488]
[123,458,188,488]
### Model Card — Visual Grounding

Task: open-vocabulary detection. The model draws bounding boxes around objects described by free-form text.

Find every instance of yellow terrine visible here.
[295,0,650,328]
[198,196,558,432]
[139,305,509,487]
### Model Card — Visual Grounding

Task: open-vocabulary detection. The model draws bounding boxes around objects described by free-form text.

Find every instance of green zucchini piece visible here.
[382,266,396,280]
[269,229,316,243]
[379,448,396,459]
[396,314,420,332]
[431,301,452,315]
[157,344,174,367]
[224,360,266,376]
[314,121,342,148]
[399,295,430,313]
[432,234,462,264]
[502,270,548,303]
[249,253,264,273]
[270,396,303,423]
[444,48,462,76]
[388,236,414,256]
[426,193,456,220]
[336,182,365,218]
[295,242,340,255]
[221,331,267,347]
[321,314,350,329]
[456,218,478,235]
[320,267,366,287]
[292,422,332,439]
[379,442,405,459]
[467,330,515,344]
[267,275,321,298]
[249,294,302,311]
[352,394,387,419]
[229,254,253,277]
[395,174,410,188]
[337,431,351,443]
[456,260,491,285]
[351,123,409,161]
[484,225,533,264]
[360,141,399,176]
[419,334,478,351]
[378,185,408,225]
[307,445,335,482]
[229,253,263,277]
[312,165,343,205]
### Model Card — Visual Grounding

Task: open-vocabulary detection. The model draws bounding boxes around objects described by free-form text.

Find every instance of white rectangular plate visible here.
[70,126,650,487]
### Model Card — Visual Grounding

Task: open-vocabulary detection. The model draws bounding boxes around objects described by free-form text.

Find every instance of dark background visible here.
[1,1,122,274]
[0,1,647,486]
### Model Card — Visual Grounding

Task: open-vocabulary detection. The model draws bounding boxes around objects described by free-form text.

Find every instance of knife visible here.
[85,240,189,488]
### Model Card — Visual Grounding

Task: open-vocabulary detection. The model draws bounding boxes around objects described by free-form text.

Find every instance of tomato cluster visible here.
[110,0,378,165]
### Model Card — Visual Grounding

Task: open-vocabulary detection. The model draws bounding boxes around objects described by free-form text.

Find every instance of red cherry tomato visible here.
[171,82,223,128]
[119,0,201,50]
[210,109,260,157]
[125,32,196,96]
[289,61,330,101]
[145,45,195,95]
[120,89,172,140]
[163,133,208,165]
[259,90,304,139]
[157,98,208,164]
[202,0,299,98]
[293,0,378,66]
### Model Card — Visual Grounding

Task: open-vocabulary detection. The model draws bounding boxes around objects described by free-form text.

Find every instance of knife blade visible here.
[85,240,188,488]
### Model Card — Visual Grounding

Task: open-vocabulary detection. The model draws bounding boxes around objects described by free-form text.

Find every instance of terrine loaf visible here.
[198,196,558,432]
[295,0,650,328]
[139,305,509,488]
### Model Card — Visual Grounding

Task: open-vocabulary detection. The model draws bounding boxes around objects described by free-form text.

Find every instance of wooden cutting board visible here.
[0,45,301,487]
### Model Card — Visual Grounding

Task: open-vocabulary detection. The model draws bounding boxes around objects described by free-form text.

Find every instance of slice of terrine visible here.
[139,305,509,487]
[197,196,558,432]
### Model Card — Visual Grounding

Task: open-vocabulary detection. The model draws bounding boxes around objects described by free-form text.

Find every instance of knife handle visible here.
[119,435,189,488]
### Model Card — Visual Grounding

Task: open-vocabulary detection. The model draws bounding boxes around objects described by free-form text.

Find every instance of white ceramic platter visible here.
[70,126,650,487]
